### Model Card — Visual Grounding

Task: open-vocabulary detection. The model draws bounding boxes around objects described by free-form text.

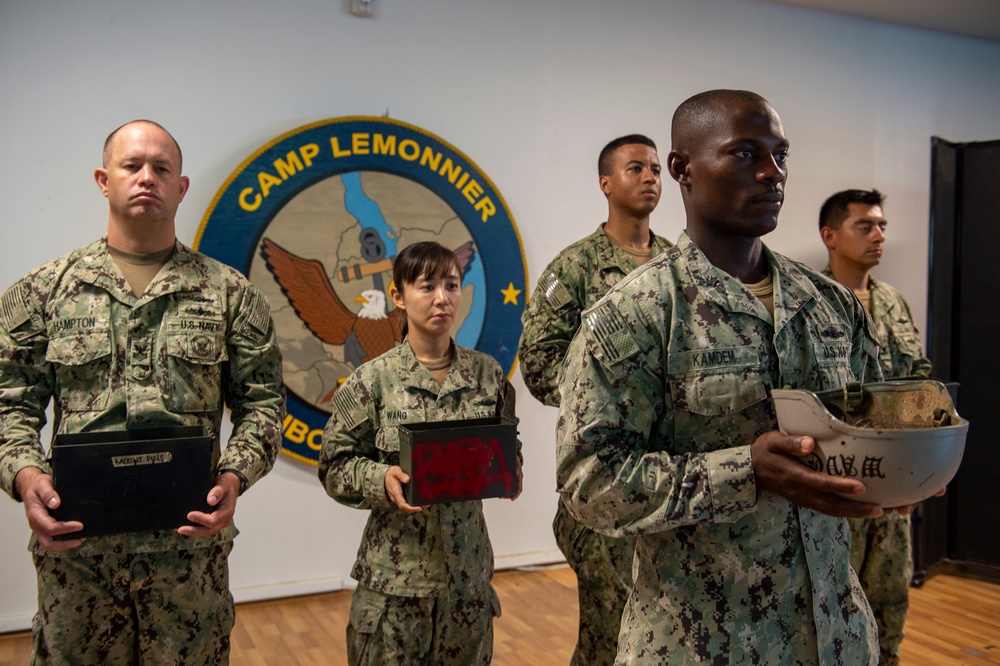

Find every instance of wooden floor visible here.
[1,567,998,664]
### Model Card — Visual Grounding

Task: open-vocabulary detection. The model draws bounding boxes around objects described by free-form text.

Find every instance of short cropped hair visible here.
[818,189,886,230]
[102,119,183,170]
[671,89,770,151]
[598,134,657,176]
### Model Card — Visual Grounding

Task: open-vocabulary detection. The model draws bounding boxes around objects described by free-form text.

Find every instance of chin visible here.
[750,217,779,237]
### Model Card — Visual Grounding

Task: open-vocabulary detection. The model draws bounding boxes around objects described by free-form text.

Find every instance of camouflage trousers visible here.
[848,512,913,666]
[553,501,636,666]
[346,584,500,666]
[31,543,235,666]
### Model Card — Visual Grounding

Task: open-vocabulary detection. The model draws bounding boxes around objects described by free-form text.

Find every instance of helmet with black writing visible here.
[771,380,968,507]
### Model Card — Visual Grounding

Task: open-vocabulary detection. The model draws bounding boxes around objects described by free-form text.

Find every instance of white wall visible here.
[2,0,998,632]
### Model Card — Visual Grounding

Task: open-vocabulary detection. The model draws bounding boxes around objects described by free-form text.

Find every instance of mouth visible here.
[132,192,160,204]
[752,192,783,209]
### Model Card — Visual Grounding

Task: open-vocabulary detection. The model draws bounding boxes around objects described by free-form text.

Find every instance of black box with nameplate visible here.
[51,425,214,539]
[399,417,518,506]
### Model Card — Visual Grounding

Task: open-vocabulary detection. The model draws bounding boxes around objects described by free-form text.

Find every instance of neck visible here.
[107,218,176,254]
[827,256,871,292]
[604,213,652,251]
[407,331,452,363]
[687,228,768,282]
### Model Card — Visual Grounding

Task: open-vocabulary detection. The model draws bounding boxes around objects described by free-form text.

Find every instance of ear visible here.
[390,283,405,310]
[178,175,190,201]
[94,168,109,197]
[667,150,689,185]
[599,174,611,198]
[820,226,837,251]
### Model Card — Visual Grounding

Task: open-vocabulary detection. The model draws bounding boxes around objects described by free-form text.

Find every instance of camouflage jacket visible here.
[519,224,672,406]
[319,341,518,598]
[822,267,932,379]
[0,239,285,556]
[557,233,882,665]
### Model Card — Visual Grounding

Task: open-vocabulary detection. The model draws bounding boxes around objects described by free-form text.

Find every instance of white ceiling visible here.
[759,0,1000,42]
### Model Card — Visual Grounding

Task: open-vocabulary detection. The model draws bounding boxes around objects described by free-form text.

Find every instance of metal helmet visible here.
[771,379,968,507]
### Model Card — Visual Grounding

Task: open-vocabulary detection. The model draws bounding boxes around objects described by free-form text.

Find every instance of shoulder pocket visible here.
[537,272,573,311]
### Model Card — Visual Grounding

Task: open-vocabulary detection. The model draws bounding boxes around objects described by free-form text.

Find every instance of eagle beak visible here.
[354,295,369,303]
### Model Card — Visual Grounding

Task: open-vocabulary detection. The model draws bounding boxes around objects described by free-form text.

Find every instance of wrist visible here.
[216,469,248,494]
[13,465,46,502]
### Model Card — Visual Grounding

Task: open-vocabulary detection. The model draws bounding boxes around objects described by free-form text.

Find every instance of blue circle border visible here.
[194,117,527,464]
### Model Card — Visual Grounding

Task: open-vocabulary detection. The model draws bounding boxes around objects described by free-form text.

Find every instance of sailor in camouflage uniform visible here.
[320,241,520,666]
[557,91,889,665]
[519,134,670,665]
[0,120,285,665]
[820,188,933,665]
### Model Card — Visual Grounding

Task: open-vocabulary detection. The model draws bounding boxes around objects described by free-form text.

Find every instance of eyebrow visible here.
[851,217,887,226]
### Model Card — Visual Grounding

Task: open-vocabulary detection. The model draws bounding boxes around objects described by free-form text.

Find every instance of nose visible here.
[138,164,156,186]
[642,167,659,183]
[872,225,886,242]
[757,155,786,184]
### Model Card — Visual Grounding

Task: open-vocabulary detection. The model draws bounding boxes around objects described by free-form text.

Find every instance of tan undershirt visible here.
[743,272,775,317]
[606,229,654,266]
[856,289,872,314]
[108,244,174,297]
[417,343,455,386]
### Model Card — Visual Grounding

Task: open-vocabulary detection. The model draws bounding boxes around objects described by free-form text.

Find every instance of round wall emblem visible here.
[196,117,527,464]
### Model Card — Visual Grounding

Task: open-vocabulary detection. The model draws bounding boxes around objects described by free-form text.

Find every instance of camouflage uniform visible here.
[557,233,882,665]
[319,340,519,666]
[825,268,932,666]
[0,238,285,665]
[519,224,671,665]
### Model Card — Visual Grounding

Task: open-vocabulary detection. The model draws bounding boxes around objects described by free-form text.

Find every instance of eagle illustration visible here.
[260,237,477,372]
[260,238,405,369]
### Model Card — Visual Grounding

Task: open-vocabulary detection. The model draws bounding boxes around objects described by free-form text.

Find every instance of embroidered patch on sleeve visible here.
[331,383,368,432]
[0,282,31,332]
[584,301,639,365]
[243,291,272,337]
[538,272,572,310]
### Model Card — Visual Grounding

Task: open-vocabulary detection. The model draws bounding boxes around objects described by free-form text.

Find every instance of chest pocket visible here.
[668,346,767,417]
[46,328,112,412]
[884,317,922,357]
[812,340,854,390]
[165,316,227,412]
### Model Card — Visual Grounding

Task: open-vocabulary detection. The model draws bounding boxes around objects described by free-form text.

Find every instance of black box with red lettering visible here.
[399,417,518,506]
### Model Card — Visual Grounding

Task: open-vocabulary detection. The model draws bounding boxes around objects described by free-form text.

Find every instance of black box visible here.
[399,417,518,506]
[51,426,214,539]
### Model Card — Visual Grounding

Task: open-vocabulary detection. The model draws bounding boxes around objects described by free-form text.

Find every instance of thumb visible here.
[782,435,815,456]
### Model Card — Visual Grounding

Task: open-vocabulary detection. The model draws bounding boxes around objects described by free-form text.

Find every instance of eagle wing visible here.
[387,308,405,342]
[353,318,399,364]
[260,238,358,345]
[453,241,476,277]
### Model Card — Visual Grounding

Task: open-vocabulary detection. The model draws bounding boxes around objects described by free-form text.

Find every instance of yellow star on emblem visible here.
[501,283,522,305]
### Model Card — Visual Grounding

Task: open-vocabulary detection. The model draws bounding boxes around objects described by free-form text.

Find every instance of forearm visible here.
[517,343,566,407]
[319,442,393,510]
[557,411,756,536]
[0,350,53,499]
